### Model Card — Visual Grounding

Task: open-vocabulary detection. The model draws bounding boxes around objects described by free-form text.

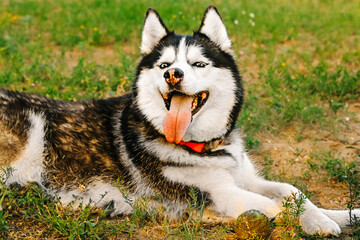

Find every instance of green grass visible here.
[1,0,360,238]
[239,63,360,139]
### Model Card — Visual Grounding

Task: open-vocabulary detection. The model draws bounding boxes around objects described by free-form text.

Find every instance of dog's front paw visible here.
[300,210,341,236]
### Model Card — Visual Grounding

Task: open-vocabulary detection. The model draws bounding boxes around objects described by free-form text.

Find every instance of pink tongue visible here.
[163,95,193,144]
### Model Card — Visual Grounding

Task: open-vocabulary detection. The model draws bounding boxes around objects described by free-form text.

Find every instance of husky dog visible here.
[0,6,357,236]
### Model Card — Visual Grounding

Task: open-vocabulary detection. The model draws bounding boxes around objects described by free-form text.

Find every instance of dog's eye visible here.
[159,62,171,69]
[192,62,207,68]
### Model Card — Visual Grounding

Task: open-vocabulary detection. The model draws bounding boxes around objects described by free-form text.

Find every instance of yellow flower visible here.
[80,25,85,29]
[93,27,98,31]
[281,62,286,67]
[305,157,311,162]
[10,15,18,22]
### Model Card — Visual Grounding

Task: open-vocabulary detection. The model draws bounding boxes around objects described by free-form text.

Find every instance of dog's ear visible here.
[198,6,232,53]
[141,8,169,55]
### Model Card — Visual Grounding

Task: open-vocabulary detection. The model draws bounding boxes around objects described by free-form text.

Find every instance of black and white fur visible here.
[0,6,357,236]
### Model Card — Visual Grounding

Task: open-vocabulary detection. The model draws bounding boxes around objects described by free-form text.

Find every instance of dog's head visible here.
[133,6,243,144]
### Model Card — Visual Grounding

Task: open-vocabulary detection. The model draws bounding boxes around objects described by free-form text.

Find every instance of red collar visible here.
[179,141,205,153]
[179,139,223,153]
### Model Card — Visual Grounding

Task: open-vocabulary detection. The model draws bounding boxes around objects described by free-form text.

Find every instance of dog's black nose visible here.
[164,68,184,86]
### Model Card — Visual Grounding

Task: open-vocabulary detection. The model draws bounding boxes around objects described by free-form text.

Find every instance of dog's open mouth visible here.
[162,91,209,144]
[163,91,209,116]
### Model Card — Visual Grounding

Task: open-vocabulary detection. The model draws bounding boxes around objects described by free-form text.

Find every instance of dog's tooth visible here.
[192,96,198,110]
[201,92,207,100]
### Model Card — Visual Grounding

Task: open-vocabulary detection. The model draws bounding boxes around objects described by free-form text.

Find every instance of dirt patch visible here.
[250,102,360,210]
[51,42,139,77]
[51,45,118,74]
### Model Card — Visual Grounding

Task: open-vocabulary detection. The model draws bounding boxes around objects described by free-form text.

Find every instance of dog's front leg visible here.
[232,152,342,236]
[163,166,281,218]
[249,177,342,235]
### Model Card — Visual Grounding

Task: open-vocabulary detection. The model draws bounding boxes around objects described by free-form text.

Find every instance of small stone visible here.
[233,210,271,240]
